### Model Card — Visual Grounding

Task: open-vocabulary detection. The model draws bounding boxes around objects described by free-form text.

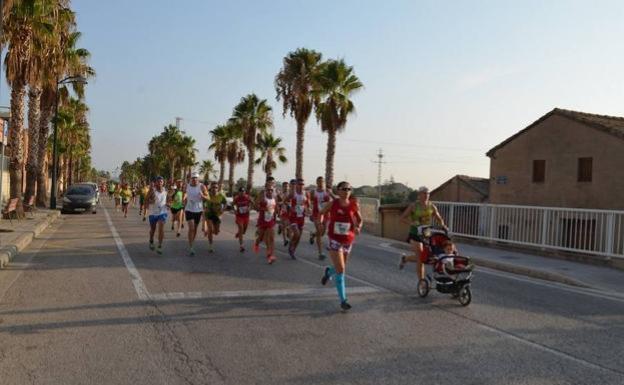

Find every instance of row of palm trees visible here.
[2,0,95,206]
[120,47,362,194]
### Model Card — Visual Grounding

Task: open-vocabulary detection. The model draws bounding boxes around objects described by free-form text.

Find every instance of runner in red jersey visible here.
[254,181,278,264]
[233,187,251,252]
[309,176,332,260]
[277,181,291,247]
[319,181,363,311]
[287,178,311,259]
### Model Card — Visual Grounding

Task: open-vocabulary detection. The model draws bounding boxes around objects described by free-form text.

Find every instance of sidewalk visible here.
[0,209,61,268]
[360,232,624,295]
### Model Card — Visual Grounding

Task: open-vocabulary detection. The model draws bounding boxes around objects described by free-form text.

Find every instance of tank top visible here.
[234,194,251,217]
[410,201,434,226]
[258,195,277,225]
[150,188,168,216]
[185,183,203,213]
[290,192,308,221]
[171,190,184,209]
[328,197,358,244]
[312,190,330,216]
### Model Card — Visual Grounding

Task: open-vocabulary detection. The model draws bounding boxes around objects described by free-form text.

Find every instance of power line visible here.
[371,149,387,201]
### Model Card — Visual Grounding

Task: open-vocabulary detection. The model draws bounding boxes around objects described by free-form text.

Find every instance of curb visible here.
[0,211,61,269]
[387,242,592,289]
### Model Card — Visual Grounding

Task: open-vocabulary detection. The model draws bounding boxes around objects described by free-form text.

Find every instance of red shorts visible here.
[289,217,305,229]
[257,220,276,230]
[236,216,249,226]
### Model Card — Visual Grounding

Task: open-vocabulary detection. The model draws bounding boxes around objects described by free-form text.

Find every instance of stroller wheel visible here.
[458,285,472,306]
[417,279,429,298]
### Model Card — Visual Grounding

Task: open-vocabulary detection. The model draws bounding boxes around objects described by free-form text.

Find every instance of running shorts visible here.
[185,211,202,225]
[148,213,167,225]
[328,238,353,254]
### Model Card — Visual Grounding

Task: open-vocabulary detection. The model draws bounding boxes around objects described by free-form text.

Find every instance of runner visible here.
[309,176,332,260]
[170,179,185,237]
[277,181,291,247]
[203,182,227,253]
[119,182,132,218]
[113,183,122,211]
[131,185,137,206]
[139,182,150,217]
[319,181,363,311]
[287,178,311,259]
[184,172,209,256]
[233,187,251,252]
[253,181,278,264]
[143,176,169,255]
[107,181,115,201]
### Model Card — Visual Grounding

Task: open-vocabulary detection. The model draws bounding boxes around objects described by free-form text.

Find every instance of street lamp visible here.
[50,76,88,209]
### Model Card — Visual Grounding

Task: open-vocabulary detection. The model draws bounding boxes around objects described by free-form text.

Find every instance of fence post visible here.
[606,213,615,255]
[448,205,454,233]
[541,209,549,246]
[489,205,496,239]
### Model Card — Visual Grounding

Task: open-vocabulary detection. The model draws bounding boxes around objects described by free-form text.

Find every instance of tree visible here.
[148,124,183,181]
[229,94,273,190]
[224,122,245,195]
[255,132,287,179]
[208,125,228,186]
[275,48,322,179]
[199,159,216,184]
[314,59,363,189]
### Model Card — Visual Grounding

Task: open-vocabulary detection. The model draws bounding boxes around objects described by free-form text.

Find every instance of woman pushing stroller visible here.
[398,186,447,280]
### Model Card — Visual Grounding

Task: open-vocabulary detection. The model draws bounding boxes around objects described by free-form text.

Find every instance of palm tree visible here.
[275,48,322,180]
[229,94,273,191]
[255,133,287,179]
[36,24,94,206]
[208,124,228,187]
[225,122,245,194]
[314,59,363,189]
[148,124,183,181]
[3,0,55,199]
[199,159,216,183]
[177,135,197,180]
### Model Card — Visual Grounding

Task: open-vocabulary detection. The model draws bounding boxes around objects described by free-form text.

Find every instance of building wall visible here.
[489,114,624,210]
[430,177,486,203]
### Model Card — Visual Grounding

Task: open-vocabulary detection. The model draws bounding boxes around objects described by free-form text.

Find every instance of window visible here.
[578,157,592,182]
[532,160,545,183]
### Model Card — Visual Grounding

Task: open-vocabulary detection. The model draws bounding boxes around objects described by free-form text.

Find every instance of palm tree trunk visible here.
[218,160,225,186]
[25,86,42,201]
[228,160,235,195]
[266,150,273,178]
[246,144,255,191]
[36,89,54,206]
[8,84,26,199]
[68,151,74,187]
[295,120,304,179]
[325,129,337,190]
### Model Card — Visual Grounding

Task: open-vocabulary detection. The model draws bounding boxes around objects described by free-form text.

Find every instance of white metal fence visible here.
[433,202,624,258]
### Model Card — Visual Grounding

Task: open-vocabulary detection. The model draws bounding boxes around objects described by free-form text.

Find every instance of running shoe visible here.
[318,254,326,261]
[189,247,195,257]
[171,224,174,230]
[309,233,315,245]
[176,232,181,238]
[156,246,163,255]
[288,247,296,260]
[253,242,260,254]
[149,242,155,251]
[267,255,276,264]
[283,239,289,247]
[340,301,352,311]
[142,217,146,222]
[235,231,239,238]
[398,254,407,270]
[321,267,331,285]
[181,223,184,229]
[240,246,245,253]
[277,226,282,235]
[208,245,214,253]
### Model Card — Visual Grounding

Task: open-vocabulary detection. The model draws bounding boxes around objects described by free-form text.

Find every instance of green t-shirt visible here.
[204,193,226,215]
[171,190,184,210]
[119,188,132,203]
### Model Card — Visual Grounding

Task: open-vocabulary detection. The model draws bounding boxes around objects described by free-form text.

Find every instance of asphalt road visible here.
[0,199,623,385]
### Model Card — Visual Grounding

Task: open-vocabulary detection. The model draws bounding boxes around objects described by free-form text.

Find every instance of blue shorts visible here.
[149,213,168,225]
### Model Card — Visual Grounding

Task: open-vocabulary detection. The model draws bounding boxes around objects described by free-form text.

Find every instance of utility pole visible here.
[371,148,386,202]
[175,117,182,130]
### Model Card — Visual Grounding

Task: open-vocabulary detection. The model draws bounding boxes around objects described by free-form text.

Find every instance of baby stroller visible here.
[415,226,474,306]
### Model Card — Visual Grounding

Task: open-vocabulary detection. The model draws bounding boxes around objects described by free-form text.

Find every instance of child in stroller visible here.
[416,226,474,306]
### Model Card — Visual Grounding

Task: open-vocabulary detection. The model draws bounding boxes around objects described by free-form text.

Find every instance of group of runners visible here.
[109,172,445,311]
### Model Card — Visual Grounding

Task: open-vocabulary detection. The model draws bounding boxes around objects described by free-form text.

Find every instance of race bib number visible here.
[295,205,304,218]
[238,206,249,214]
[317,201,324,211]
[333,222,351,235]
[264,210,274,222]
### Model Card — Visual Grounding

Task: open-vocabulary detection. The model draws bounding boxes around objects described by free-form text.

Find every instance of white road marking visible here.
[103,205,150,300]
[149,286,381,301]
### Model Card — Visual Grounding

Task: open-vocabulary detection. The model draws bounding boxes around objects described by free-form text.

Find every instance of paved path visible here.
[1,200,623,384]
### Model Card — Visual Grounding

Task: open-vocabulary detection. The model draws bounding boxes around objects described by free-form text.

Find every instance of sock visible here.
[326,266,336,279]
[335,273,347,303]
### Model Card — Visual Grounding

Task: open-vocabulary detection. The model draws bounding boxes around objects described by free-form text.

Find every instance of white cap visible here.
[418,186,429,193]
[191,172,200,178]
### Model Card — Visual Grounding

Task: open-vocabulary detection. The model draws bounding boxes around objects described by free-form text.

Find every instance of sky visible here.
[19,0,624,189]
